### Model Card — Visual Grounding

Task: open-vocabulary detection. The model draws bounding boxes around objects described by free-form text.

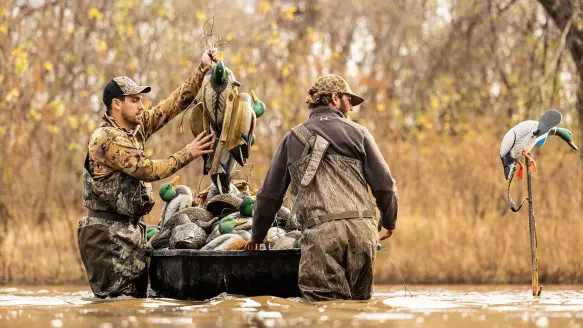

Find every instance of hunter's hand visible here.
[244,240,270,251]
[202,48,219,67]
[380,229,395,241]
[185,131,214,159]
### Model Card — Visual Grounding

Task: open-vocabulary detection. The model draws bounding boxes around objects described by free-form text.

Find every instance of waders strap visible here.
[291,123,311,146]
[88,209,141,225]
[303,210,376,229]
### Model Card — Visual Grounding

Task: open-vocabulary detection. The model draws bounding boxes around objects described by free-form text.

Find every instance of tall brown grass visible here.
[1,120,581,285]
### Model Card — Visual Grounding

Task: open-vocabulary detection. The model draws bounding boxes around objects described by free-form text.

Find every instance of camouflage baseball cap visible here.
[311,74,364,106]
[102,76,151,106]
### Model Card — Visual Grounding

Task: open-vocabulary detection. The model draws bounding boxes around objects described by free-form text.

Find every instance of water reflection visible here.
[0,285,582,327]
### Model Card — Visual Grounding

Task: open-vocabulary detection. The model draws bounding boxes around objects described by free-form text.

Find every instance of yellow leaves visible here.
[247,65,258,74]
[376,104,386,112]
[252,33,261,41]
[283,85,293,95]
[86,65,97,76]
[5,88,19,103]
[251,145,259,152]
[28,109,42,121]
[145,149,153,157]
[115,0,136,10]
[67,142,82,151]
[0,7,7,17]
[125,24,136,36]
[259,1,270,14]
[267,30,280,46]
[231,55,242,65]
[0,24,7,35]
[144,100,152,110]
[47,100,65,118]
[225,34,233,41]
[81,90,90,97]
[195,10,206,21]
[11,46,29,74]
[281,7,297,21]
[0,126,6,137]
[508,73,519,86]
[331,51,340,59]
[68,116,79,129]
[96,40,108,53]
[281,63,292,77]
[87,8,103,20]
[43,61,53,71]
[46,124,59,134]
[87,120,96,131]
[129,61,136,71]
[430,94,440,110]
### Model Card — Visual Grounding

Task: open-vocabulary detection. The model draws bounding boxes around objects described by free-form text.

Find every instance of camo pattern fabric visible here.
[113,76,150,96]
[88,62,211,182]
[298,217,378,301]
[288,125,377,301]
[78,216,148,298]
[288,131,376,229]
[79,62,210,298]
[305,74,364,106]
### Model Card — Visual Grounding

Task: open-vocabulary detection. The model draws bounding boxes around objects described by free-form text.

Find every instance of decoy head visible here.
[501,153,516,181]
[159,176,180,202]
[552,127,578,150]
[211,52,227,88]
[239,197,255,217]
[250,90,265,118]
[218,214,249,234]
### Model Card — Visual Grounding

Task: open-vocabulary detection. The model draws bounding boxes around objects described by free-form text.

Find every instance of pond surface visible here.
[0,285,582,327]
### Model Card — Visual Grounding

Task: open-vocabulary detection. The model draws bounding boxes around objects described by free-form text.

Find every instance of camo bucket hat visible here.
[102,76,151,106]
[308,74,364,107]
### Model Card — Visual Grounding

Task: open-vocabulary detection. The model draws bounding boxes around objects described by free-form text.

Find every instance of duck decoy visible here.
[189,52,266,194]
[500,109,577,211]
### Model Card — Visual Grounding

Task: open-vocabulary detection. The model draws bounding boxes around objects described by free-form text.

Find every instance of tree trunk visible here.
[537,0,583,206]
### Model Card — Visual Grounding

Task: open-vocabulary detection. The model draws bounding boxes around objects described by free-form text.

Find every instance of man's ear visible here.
[331,92,339,106]
[111,98,121,111]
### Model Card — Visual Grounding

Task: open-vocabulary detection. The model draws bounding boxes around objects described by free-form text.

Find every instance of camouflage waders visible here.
[78,155,152,298]
[289,124,377,301]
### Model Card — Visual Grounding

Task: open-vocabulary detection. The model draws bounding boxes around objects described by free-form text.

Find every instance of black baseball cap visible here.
[102,76,151,107]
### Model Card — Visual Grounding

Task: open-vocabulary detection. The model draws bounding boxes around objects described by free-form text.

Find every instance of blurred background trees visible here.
[1,0,582,284]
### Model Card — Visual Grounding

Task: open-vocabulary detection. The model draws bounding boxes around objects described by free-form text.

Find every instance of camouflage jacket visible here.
[84,62,210,217]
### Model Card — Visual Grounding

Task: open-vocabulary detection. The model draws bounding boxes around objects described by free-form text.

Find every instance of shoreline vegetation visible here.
[1,1,582,284]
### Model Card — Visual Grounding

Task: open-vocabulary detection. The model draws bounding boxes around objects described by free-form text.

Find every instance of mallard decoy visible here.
[146,225,160,241]
[272,230,301,250]
[171,207,217,233]
[159,176,180,201]
[206,193,242,217]
[189,52,266,194]
[239,197,254,217]
[500,109,578,211]
[201,233,247,250]
[169,222,207,249]
[500,109,576,180]
[160,184,193,228]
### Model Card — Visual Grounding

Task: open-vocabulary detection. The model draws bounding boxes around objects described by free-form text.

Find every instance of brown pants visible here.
[298,217,378,301]
[78,216,148,298]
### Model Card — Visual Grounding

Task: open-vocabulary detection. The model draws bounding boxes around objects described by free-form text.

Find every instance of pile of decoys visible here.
[146,176,301,251]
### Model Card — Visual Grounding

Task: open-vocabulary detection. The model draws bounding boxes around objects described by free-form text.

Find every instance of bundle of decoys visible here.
[187,51,266,194]
[499,108,578,298]
[146,176,300,251]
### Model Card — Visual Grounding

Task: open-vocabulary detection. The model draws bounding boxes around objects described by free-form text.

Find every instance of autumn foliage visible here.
[1,0,582,284]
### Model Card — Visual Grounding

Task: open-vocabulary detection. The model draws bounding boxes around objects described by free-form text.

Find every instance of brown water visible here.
[0,285,582,327]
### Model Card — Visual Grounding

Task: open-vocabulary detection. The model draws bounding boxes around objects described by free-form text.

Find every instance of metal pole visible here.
[525,156,543,297]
